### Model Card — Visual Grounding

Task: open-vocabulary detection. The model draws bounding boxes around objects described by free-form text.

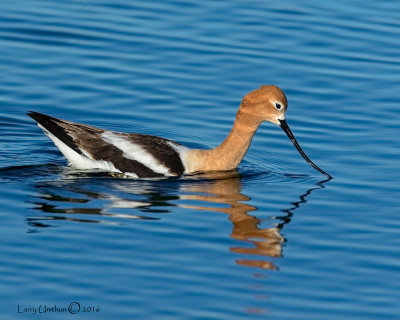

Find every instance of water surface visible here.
[1,1,400,319]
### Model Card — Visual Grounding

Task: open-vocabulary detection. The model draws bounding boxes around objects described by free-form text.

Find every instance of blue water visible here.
[1,1,400,319]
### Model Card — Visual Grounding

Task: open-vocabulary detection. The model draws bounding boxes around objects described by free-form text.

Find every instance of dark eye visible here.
[275,102,282,110]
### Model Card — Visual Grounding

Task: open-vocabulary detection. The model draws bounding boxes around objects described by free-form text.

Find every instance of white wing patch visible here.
[166,141,188,155]
[38,123,121,173]
[101,131,172,176]
[166,141,189,173]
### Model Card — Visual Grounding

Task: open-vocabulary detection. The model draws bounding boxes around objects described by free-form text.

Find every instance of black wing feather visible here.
[27,111,83,155]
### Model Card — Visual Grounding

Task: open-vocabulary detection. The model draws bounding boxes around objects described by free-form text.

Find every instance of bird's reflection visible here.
[178,176,283,270]
[26,166,329,270]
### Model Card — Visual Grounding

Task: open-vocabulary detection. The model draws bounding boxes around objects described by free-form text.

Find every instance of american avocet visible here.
[28,85,331,179]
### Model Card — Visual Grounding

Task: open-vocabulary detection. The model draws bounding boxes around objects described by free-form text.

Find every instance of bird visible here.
[27,85,331,179]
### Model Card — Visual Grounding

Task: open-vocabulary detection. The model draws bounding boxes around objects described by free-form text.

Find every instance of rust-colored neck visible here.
[185,107,263,173]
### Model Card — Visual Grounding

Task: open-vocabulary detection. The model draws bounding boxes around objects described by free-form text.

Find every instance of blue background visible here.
[1,1,399,319]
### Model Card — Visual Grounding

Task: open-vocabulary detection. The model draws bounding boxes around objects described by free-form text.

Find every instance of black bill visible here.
[279,119,332,179]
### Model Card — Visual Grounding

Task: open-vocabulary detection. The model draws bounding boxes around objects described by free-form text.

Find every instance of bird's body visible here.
[28,111,189,178]
[28,85,331,179]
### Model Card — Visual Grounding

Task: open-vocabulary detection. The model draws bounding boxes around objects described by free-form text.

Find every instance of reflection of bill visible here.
[179,172,329,270]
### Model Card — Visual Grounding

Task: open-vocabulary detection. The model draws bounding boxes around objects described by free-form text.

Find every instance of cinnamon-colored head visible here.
[240,85,288,125]
[239,85,331,179]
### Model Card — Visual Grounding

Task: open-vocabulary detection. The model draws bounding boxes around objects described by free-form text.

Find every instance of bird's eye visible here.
[275,102,282,110]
